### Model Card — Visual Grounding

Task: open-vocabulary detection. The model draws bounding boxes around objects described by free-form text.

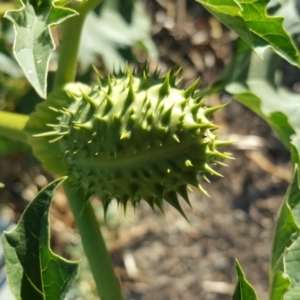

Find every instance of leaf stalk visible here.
[0,111,29,144]
[53,0,102,88]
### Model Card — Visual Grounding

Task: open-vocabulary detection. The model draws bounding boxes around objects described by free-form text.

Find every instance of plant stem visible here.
[0,3,17,16]
[53,0,102,89]
[63,181,123,300]
[0,111,29,144]
[53,13,85,88]
[55,1,122,298]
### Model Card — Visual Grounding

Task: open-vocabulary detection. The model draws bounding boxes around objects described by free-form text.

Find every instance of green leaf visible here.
[269,271,290,300]
[212,1,300,151]
[232,260,259,300]
[4,0,77,98]
[79,0,157,72]
[268,0,300,39]
[196,0,300,67]
[292,136,300,167]
[270,166,299,270]
[269,165,300,299]
[2,177,79,300]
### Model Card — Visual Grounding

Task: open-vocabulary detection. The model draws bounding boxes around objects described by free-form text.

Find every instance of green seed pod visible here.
[25,68,231,217]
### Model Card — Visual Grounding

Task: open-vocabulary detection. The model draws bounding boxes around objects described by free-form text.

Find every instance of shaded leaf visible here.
[292,136,300,167]
[196,0,300,67]
[232,260,259,300]
[2,177,79,300]
[4,0,77,98]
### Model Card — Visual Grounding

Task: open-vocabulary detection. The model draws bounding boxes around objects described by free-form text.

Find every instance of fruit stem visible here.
[54,1,122,298]
[0,3,17,16]
[0,111,29,144]
[53,0,102,89]
[63,181,123,300]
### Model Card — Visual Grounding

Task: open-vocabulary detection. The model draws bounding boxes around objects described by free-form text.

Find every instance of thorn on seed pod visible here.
[25,66,231,219]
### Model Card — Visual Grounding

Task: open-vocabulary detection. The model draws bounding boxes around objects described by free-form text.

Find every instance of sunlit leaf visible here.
[4,0,77,98]
[268,0,300,38]
[196,0,300,67]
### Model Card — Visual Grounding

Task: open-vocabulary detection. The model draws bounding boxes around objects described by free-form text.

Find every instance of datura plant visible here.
[1,0,300,299]
[26,68,230,217]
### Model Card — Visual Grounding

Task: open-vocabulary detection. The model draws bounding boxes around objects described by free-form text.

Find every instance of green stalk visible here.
[53,13,85,88]
[54,2,123,299]
[53,0,102,88]
[63,181,123,300]
[0,111,29,144]
[0,3,17,16]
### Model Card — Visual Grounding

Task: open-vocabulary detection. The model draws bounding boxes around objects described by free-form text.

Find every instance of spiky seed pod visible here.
[25,68,231,217]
